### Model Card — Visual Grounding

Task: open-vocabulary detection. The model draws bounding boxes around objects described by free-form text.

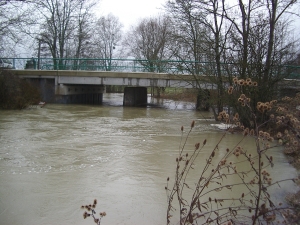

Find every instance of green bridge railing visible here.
[1,57,300,79]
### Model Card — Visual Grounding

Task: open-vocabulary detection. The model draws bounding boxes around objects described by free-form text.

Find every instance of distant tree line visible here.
[0,0,299,122]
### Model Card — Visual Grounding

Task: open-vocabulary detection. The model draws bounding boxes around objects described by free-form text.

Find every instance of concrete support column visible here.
[123,87,147,106]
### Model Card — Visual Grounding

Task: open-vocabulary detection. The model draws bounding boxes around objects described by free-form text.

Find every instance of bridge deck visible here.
[12,69,214,89]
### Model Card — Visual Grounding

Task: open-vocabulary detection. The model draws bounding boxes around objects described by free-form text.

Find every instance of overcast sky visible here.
[95,0,167,30]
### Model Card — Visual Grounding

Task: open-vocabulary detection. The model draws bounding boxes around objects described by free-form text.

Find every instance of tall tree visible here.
[165,0,299,119]
[224,0,298,125]
[35,0,96,69]
[0,0,34,56]
[91,14,123,71]
[123,15,173,72]
[165,0,229,113]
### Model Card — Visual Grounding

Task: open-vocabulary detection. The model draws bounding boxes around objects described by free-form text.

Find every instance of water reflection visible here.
[0,94,297,225]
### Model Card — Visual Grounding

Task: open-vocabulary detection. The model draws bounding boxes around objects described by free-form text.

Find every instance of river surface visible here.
[0,93,298,225]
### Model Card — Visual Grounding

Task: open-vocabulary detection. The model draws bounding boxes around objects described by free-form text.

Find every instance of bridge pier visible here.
[123,87,147,106]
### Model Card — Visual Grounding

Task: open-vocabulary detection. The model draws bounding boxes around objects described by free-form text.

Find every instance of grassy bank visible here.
[151,87,198,102]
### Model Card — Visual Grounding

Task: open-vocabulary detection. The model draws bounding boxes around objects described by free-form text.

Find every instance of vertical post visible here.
[37,39,41,70]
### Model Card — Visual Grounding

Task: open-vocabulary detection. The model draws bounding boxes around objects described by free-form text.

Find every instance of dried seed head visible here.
[100,212,107,217]
[243,128,249,136]
[191,120,195,128]
[277,132,282,139]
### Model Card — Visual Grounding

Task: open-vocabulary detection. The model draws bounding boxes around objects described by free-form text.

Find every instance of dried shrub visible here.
[166,78,298,224]
[81,199,106,225]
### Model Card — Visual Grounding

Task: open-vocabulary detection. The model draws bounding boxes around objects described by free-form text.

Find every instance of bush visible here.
[0,69,41,109]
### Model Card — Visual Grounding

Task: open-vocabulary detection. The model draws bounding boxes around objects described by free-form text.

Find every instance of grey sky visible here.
[95,0,167,30]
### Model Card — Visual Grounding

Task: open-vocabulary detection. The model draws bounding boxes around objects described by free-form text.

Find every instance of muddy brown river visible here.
[0,94,297,225]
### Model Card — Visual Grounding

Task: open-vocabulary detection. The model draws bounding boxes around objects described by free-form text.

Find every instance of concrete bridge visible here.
[12,68,300,106]
[13,69,213,106]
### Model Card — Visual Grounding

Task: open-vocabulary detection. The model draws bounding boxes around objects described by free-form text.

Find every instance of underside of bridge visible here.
[25,78,148,106]
[55,83,104,104]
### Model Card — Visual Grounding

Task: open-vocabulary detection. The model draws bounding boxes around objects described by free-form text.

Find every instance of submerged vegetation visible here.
[0,69,41,109]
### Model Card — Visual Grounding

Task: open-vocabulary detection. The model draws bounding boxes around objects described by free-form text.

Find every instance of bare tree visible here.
[91,14,123,71]
[223,0,299,125]
[35,0,96,69]
[165,0,230,113]
[165,0,299,119]
[123,15,173,73]
[0,0,34,56]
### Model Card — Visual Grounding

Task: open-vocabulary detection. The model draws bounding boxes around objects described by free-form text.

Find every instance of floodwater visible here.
[0,93,297,225]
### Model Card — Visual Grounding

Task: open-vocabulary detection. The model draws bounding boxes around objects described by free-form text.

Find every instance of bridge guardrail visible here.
[1,57,300,79]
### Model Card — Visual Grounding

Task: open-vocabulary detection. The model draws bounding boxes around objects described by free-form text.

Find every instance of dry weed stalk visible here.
[81,199,106,225]
[166,78,297,225]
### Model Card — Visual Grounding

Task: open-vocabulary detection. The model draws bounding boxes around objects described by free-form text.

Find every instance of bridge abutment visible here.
[123,87,147,106]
